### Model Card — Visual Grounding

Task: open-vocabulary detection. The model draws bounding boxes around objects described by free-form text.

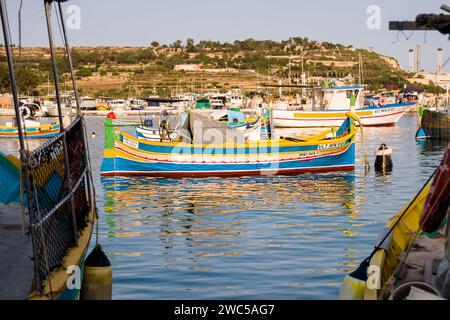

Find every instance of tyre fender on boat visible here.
[19,105,33,119]
[420,144,450,233]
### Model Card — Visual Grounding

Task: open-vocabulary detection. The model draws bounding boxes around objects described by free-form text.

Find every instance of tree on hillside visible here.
[171,40,183,52]
[0,63,11,92]
[186,38,196,52]
[16,66,42,94]
[151,41,159,48]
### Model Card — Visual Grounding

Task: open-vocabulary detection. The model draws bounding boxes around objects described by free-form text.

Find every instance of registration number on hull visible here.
[317,142,345,150]
[123,136,139,149]
[298,151,318,158]
[372,108,393,114]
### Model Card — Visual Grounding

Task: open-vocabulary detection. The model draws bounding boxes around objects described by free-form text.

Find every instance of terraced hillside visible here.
[0,38,444,98]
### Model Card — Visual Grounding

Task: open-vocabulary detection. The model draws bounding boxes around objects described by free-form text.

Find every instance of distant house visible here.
[173,64,202,71]
[0,95,12,108]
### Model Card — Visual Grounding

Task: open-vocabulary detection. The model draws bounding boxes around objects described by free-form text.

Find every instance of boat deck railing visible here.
[25,116,93,294]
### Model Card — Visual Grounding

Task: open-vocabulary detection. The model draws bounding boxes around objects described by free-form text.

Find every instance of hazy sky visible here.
[2,0,449,72]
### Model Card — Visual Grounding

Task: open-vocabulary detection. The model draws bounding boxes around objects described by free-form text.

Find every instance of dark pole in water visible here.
[44,0,78,244]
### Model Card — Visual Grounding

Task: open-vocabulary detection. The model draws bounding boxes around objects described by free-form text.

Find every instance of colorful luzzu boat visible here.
[0,119,60,139]
[272,86,414,128]
[101,111,360,177]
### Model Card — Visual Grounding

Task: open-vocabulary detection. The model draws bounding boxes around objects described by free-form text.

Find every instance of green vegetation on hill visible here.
[0,37,445,96]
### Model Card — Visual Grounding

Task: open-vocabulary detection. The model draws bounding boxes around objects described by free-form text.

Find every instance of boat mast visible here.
[1,0,41,289]
[44,0,78,243]
[0,0,27,153]
[56,1,81,115]
[358,52,362,85]
[56,1,94,209]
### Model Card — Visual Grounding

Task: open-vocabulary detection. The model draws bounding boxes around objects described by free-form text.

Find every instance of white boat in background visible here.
[210,98,225,109]
[41,94,73,117]
[79,97,97,111]
[19,103,43,118]
[135,125,178,141]
[128,98,146,110]
[108,99,128,111]
[225,90,244,109]
[272,86,414,127]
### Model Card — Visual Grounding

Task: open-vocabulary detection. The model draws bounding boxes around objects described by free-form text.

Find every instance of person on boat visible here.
[159,110,171,142]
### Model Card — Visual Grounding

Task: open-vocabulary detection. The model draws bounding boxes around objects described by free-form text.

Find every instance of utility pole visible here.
[288,54,292,95]
[417,43,421,73]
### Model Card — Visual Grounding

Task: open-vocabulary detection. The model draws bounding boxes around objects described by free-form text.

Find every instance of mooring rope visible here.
[359,121,370,174]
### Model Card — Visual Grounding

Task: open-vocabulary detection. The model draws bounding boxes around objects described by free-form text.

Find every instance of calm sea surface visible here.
[1,114,448,299]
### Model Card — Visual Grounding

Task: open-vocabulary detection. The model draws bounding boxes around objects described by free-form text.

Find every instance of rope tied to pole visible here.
[359,121,370,175]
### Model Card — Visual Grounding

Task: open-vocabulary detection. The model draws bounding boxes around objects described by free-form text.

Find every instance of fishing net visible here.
[26,116,91,292]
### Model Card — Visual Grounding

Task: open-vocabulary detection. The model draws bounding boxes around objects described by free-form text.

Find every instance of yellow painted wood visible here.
[364,182,431,300]
[28,209,95,300]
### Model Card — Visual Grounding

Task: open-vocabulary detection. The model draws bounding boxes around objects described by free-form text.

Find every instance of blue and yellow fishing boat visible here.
[101,111,360,177]
[0,119,60,139]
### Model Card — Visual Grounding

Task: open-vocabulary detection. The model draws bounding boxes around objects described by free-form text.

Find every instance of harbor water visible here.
[1,114,448,299]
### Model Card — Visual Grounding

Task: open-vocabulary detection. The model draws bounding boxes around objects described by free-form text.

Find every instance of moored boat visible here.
[0,119,60,139]
[416,109,450,140]
[272,86,414,127]
[101,111,360,177]
[339,143,450,300]
[0,0,100,300]
[135,123,178,141]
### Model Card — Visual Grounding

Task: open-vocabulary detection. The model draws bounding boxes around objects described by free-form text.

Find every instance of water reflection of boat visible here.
[101,173,357,228]
[101,173,362,297]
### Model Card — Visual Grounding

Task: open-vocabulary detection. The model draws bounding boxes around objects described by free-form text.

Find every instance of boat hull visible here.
[420,109,450,140]
[100,145,355,177]
[272,103,413,128]
[0,123,60,139]
[101,132,357,177]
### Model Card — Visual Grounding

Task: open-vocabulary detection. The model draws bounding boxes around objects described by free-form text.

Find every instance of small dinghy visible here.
[0,119,59,139]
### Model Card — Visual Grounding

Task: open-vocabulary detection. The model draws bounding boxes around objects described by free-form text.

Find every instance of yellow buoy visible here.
[80,243,112,300]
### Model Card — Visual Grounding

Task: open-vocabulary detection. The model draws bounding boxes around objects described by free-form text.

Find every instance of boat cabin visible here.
[80,97,97,111]
[312,86,364,111]
[195,98,211,109]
